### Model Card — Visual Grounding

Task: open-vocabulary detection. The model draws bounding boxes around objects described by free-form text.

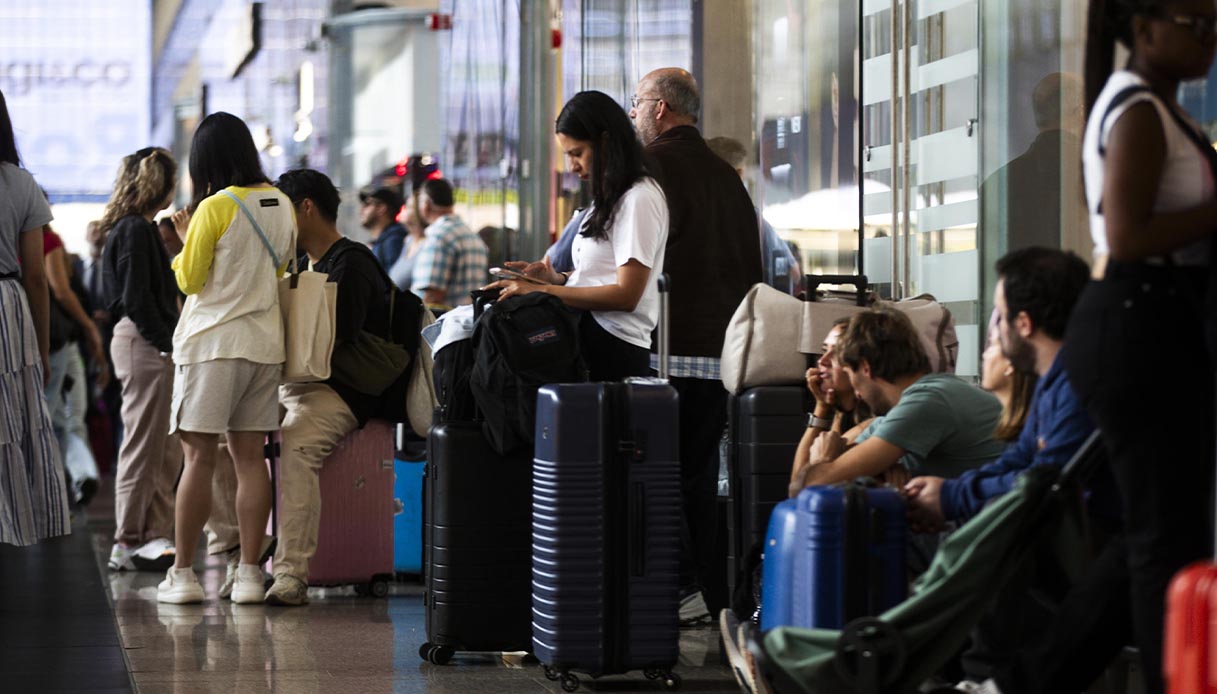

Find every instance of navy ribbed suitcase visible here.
[532,381,683,691]
[418,421,533,664]
[759,483,907,632]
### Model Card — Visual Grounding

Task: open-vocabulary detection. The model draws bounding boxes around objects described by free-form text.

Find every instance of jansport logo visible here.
[527,327,559,346]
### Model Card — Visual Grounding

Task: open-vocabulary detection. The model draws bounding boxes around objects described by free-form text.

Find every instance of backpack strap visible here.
[1097,85,1151,157]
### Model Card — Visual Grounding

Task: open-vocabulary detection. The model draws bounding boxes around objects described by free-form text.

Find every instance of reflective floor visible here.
[81,481,738,694]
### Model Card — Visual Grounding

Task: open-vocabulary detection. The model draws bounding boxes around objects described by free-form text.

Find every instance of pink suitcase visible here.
[270,420,396,596]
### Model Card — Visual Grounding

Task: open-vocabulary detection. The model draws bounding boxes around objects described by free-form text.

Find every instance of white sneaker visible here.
[679,589,712,626]
[132,538,176,572]
[230,564,267,604]
[157,567,204,604]
[219,536,277,600]
[720,609,757,694]
[108,543,136,571]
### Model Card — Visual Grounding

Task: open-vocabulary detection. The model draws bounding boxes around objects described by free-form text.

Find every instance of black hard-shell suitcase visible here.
[530,276,683,692]
[419,421,533,663]
[419,288,534,664]
[725,386,811,601]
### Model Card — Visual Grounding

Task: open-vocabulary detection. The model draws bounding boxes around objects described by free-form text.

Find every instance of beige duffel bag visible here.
[720,284,809,395]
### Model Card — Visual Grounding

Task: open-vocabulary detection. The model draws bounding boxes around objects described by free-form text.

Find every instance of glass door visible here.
[861,0,981,375]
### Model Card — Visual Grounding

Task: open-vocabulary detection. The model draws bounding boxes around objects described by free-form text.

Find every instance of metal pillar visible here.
[517,0,555,263]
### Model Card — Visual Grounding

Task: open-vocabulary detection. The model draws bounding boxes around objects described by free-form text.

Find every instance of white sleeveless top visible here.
[1083,70,1213,266]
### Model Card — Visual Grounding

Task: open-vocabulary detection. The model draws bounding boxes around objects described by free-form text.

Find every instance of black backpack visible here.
[433,338,478,424]
[469,293,587,454]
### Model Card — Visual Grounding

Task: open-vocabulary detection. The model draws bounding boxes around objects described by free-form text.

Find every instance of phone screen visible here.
[489,267,547,284]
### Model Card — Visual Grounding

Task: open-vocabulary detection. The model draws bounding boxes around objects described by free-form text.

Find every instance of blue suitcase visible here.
[760,483,907,631]
[531,381,682,692]
[393,459,424,575]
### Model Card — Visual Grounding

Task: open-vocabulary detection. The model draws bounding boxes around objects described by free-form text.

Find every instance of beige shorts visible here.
[170,359,282,435]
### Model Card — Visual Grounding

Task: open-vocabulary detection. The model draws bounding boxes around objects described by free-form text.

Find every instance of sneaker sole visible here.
[719,611,757,694]
[157,589,205,605]
[231,589,266,604]
[264,592,308,607]
[132,553,176,572]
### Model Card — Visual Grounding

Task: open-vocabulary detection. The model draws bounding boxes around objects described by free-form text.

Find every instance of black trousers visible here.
[671,376,730,615]
[996,537,1134,693]
[578,312,650,381]
[1025,263,1215,694]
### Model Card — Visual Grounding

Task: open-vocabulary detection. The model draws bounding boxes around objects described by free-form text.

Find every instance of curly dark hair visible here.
[995,247,1089,341]
[837,308,931,382]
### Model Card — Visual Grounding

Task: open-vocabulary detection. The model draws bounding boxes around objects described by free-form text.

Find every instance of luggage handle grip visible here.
[656,274,670,380]
[629,481,646,577]
[805,274,869,306]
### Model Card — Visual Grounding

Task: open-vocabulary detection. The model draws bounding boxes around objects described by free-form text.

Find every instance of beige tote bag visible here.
[279,266,337,382]
[406,306,439,436]
[720,283,809,394]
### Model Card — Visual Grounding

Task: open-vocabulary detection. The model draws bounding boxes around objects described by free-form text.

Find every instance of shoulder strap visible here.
[219,189,283,269]
[1097,85,1152,157]
[328,240,411,345]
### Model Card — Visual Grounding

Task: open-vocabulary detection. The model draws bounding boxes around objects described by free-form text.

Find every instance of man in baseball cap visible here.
[358,186,406,270]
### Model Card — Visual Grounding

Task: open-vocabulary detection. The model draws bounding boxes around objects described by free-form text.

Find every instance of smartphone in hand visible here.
[489,267,549,284]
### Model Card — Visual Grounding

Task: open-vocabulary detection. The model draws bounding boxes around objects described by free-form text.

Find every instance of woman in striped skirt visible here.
[0,88,70,546]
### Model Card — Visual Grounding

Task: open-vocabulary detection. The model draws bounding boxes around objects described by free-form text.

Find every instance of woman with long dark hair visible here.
[1058,0,1217,690]
[158,112,295,605]
[490,90,669,380]
[0,88,70,546]
[99,147,183,572]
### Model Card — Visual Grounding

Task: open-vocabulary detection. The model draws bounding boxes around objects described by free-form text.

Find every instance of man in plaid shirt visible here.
[410,178,489,308]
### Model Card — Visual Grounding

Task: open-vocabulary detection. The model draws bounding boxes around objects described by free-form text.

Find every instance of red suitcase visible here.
[1165,562,1217,694]
[270,420,397,596]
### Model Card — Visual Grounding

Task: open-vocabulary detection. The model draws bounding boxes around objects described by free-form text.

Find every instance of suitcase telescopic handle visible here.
[805,274,870,306]
[657,273,670,380]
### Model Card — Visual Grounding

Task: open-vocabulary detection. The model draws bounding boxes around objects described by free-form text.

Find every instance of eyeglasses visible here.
[1158,13,1217,40]
[630,95,662,108]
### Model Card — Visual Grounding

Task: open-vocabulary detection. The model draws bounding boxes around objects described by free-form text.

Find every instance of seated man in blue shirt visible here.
[904,247,1096,529]
[905,247,1107,686]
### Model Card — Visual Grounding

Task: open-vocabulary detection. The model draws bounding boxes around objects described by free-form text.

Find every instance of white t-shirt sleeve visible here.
[609,180,668,270]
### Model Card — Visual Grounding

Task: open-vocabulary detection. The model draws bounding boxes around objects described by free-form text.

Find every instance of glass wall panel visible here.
[756,1,860,281]
[440,0,520,266]
[557,0,693,232]
[978,0,1087,326]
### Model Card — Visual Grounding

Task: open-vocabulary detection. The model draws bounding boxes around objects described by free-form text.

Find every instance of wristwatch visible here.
[807,413,833,429]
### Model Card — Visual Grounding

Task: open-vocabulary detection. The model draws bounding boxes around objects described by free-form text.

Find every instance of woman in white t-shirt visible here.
[1050,1,1217,691]
[158,112,296,606]
[491,91,669,380]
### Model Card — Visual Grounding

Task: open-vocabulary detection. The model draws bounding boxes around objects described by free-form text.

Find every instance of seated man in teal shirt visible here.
[791,307,1004,492]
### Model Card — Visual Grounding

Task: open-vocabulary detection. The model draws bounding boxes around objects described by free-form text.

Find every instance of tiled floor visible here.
[72,479,739,694]
[104,556,737,693]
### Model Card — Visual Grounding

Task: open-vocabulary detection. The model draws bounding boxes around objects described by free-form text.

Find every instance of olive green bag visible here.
[330,285,412,396]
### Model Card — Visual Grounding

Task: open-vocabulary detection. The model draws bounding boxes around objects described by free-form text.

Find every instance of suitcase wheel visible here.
[644,669,682,690]
[419,642,454,665]
[354,578,391,598]
[543,665,560,681]
[370,579,390,598]
[834,617,907,691]
[559,673,580,692]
